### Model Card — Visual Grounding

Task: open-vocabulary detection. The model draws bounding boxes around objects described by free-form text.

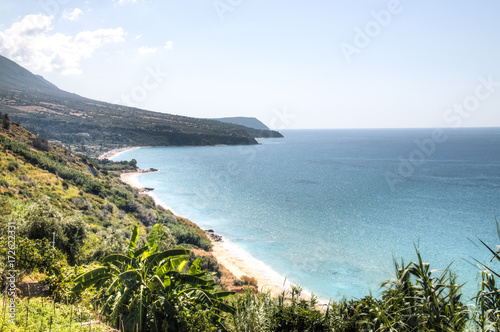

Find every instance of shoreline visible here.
[98,146,145,160]
[120,171,181,216]
[119,169,301,298]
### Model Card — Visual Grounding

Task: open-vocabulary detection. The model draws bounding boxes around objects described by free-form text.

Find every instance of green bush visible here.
[32,137,52,151]
[0,178,9,187]
[229,287,329,332]
[271,287,329,332]
[7,161,20,172]
[21,196,89,265]
[169,223,212,251]
[0,237,67,279]
[271,304,329,332]
[188,252,222,278]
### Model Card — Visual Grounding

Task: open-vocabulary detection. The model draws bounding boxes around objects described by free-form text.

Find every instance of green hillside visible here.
[0,55,282,155]
[0,120,240,329]
[0,120,214,260]
[0,56,62,94]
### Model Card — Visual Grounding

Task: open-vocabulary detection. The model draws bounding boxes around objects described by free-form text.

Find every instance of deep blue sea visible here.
[114,128,500,300]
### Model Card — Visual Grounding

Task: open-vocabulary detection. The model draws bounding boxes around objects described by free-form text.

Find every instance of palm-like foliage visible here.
[407,252,468,331]
[72,224,234,331]
[357,249,469,332]
[473,217,500,331]
[475,271,500,331]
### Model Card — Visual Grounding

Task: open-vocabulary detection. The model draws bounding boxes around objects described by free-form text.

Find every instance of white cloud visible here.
[0,14,125,75]
[137,41,173,55]
[164,40,173,50]
[62,8,83,21]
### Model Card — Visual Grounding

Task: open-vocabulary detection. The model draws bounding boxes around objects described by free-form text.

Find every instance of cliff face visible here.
[0,55,281,150]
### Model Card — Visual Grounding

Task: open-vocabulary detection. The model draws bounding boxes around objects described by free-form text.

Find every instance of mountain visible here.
[212,117,273,131]
[0,55,282,154]
[0,56,68,95]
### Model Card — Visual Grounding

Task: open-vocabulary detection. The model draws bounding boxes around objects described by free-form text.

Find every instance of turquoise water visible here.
[114,128,500,300]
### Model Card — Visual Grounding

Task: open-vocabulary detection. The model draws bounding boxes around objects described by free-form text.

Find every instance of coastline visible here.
[119,169,294,298]
[120,171,181,216]
[211,238,292,296]
[98,146,145,160]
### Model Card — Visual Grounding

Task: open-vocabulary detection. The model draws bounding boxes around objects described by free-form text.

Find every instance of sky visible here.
[0,0,499,130]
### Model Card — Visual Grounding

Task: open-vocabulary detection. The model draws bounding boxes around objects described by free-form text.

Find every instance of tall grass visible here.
[0,296,110,332]
[226,249,475,331]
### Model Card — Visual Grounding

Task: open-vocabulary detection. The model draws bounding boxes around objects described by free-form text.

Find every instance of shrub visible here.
[71,197,92,211]
[188,252,222,278]
[32,137,52,151]
[123,199,141,213]
[354,250,469,331]
[230,287,329,332]
[234,275,258,287]
[22,196,89,265]
[61,214,89,265]
[7,161,20,172]
[44,264,98,302]
[23,196,65,241]
[18,174,36,187]
[80,229,130,263]
[0,237,67,280]
[271,304,330,332]
[169,223,212,251]
[3,113,11,130]
[135,208,157,226]
[0,178,9,187]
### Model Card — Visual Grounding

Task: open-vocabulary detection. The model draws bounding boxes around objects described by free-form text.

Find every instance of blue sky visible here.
[0,0,499,129]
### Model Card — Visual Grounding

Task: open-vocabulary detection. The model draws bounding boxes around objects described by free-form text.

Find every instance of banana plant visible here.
[72,224,234,331]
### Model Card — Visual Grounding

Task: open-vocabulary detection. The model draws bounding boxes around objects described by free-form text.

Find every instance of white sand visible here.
[211,239,292,296]
[99,147,144,160]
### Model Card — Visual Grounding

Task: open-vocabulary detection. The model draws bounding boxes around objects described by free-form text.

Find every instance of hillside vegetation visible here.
[0,55,282,156]
[0,120,218,265]
[0,119,236,328]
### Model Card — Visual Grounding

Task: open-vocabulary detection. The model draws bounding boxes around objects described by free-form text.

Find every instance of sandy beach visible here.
[119,169,292,297]
[98,146,145,160]
[211,238,294,296]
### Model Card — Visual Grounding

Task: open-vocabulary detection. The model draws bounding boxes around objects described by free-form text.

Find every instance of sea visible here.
[113,128,500,301]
